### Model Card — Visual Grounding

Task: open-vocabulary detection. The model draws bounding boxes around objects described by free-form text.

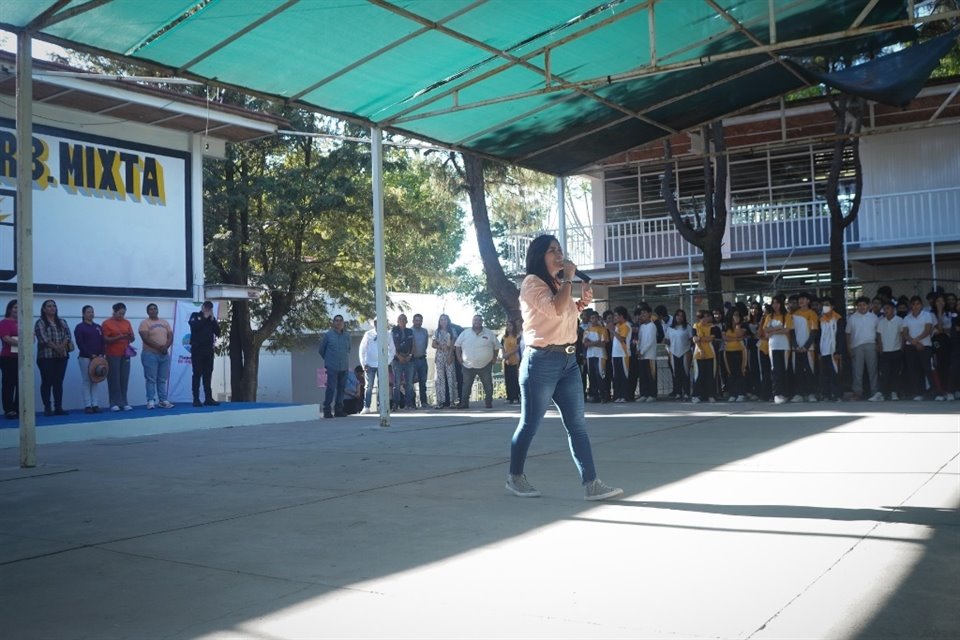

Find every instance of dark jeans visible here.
[38,356,68,410]
[637,358,656,398]
[412,356,428,406]
[724,351,745,398]
[758,349,772,400]
[878,351,903,397]
[393,358,414,408]
[670,354,690,398]
[460,362,493,407]
[323,367,347,413]
[770,350,788,398]
[504,363,520,402]
[694,358,715,401]
[794,350,816,397]
[191,349,214,402]
[586,356,607,401]
[106,355,131,407]
[612,357,628,400]
[819,354,842,400]
[0,356,17,414]
[903,345,933,397]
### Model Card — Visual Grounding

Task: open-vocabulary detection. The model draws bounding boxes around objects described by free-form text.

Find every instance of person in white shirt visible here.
[846,296,882,401]
[818,298,843,401]
[635,306,658,401]
[664,309,693,400]
[454,314,501,409]
[358,318,396,413]
[876,301,904,401]
[581,312,608,403]
[901,296,935,400]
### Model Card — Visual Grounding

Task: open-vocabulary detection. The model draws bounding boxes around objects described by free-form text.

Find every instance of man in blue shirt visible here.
[319,315,351,418]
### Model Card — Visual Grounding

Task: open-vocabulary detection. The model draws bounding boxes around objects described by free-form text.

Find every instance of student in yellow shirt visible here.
[692,310,721,403]
[610,306,631,403]
[723,308,747,402]
[791,292,820,402]
[582,311,609,403]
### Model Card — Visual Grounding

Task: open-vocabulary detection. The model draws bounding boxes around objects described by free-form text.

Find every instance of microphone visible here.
[574,269,592,283]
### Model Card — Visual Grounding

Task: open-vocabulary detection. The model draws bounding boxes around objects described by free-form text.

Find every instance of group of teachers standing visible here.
[0,300,182,416]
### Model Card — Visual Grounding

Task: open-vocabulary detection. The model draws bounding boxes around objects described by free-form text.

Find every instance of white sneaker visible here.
[646,396,656,403]
[934,395,946,401]
[868,392,884,402]
[691,397,701,404]
[807,394,818,402]
[158,400,175,409]
[791,394,804,403]
[736,395,745,402]
[362,406,374,414]
[913,395,924,401]
[728,396,737,403]
[123,405,133,411]
[774,395,787,405]
[890,392,899,401]
[110,405,120,412]
[146,400,155,410]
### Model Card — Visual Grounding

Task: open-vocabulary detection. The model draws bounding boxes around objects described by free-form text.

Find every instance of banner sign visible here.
[169,300,219,403]
[0,119,191,295]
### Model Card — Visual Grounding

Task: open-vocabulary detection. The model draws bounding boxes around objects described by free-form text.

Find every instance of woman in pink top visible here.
[0,299,19,418]
[505,235,622,502]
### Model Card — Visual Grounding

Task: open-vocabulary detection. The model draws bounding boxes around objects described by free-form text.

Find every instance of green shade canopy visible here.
[0,0,928,175]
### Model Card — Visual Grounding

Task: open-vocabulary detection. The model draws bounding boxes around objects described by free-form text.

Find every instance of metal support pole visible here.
[688,254,694,318]
[371,127,390,427]
[930,240,937,290]
[556,176,566,252]
[16,34,36,467]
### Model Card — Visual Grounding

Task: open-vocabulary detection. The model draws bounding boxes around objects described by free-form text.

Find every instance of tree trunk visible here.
[662,122,728,311]
[240,338,260,402]
[824,94,865,315]
[229,300,250,401]
[462,154,521,323]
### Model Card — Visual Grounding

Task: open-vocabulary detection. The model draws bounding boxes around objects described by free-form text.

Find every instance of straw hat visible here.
[88,356,109,383]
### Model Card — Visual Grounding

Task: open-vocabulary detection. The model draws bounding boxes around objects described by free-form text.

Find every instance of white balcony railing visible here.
[503,187,960,274]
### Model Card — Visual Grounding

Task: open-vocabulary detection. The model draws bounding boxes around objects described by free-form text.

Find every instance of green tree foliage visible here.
[202,111,464,400]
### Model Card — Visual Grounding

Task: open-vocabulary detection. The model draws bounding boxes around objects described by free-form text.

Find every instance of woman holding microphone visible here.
[506,235,623,501]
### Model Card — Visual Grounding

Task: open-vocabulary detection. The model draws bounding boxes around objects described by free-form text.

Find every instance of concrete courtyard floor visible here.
[1,401,957,639]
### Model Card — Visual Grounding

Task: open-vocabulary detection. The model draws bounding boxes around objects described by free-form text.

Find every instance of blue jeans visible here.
[323,368,347,412]
[393,359,413,407]
[142,351,171,403]
[412,357,428,407]
[509,348,597,484]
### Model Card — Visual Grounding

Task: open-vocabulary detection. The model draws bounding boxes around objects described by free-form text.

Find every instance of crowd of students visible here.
[577,286,960,405]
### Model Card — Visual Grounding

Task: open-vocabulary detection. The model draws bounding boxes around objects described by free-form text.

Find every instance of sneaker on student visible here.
[728,396,737,403]
[123,405,134,411]
[807,394,818,402]
[110,405,121,412]
[691,397,701,404]
[934,395,946,401]
[913,395,924,401]
[505,474,541,498]
[774,395,787,405]
[158,400,175,409]
[868,392,884,402]
[146,400,155,410]
[890,392,899,401]
[736,395,746,402]
[584,479,623,501]
[791,394,804,403]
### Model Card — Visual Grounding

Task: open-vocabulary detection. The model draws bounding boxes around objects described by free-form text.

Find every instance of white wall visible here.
[862,124,960,195]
